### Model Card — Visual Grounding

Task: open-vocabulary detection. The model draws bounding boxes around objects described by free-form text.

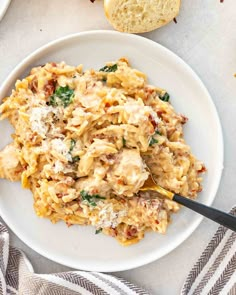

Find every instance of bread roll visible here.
[104,0,181,33]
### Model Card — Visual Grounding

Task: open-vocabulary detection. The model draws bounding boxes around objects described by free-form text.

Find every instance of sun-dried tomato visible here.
[44,80,56,97]
[149,114,158,129]
[29,77,38,93]
[198,165,207,173]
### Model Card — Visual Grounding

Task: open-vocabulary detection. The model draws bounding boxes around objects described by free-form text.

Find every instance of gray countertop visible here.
[0,0,235,294]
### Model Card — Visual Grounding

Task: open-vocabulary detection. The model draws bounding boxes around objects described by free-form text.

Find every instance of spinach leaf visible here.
[160,92,170,102]
[68,139,80,163]
[99,64,118,73]
[49,86,74,107]
[70,139,76,152]
[149,137,158,146]
[80,190,105,207]
[155,130,162,135]
[95,228,102,234]
[122,137,126,147]
[71,156,80,163]
[49,95,57,106]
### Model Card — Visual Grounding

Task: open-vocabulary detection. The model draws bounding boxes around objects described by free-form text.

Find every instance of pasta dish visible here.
[0,58,205,245]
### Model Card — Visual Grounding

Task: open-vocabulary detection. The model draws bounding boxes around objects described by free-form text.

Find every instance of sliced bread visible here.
[104,0,181,33]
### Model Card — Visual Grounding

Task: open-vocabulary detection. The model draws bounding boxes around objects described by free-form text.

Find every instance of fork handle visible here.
[173,194,236,232]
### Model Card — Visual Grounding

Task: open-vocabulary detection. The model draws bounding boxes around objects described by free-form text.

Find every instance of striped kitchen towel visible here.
[181,206,236,295]
[0,223,148,295]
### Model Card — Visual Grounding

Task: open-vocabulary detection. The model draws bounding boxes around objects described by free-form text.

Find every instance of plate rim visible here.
[0,0,11,22]
[0,30,224,272]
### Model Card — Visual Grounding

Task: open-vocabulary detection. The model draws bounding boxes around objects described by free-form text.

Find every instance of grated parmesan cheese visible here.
[54,160,64,173]
[50,139,72,162]
[51,139,68,154]
[95,203,127,229]
[30,106,55,137]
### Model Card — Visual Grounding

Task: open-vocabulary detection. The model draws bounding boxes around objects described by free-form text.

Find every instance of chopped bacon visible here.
[157,110,164,117]
[44,80,56,97]
[117,179,124,185]
[106,154,115,160]
[197,165,207,173]
[56,193,63,198]
[149,114,158,129]
[127,226,138,238]
[155,220,159,224]
[180,114,188,124]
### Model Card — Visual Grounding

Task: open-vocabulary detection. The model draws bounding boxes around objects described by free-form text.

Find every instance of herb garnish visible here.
[99,64,118,72]
[149,137,158,146]
[49,86,74,107]
[122,137,126,147]
[70,139,76,152]
[68,139,80,163]
[80,190,105,207]
[48,95,56,106]
[71,156,80,163]
[160,92,170,102]
[95,228,102,234]
[155,130,162,135]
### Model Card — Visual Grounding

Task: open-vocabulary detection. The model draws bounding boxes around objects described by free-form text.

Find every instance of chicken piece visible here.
[78,139,117,177]
[0,143,22,181]
[107,149,149,197]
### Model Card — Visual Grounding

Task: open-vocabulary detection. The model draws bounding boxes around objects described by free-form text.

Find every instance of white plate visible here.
[0,31,223,272]
[0,0,10,22]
